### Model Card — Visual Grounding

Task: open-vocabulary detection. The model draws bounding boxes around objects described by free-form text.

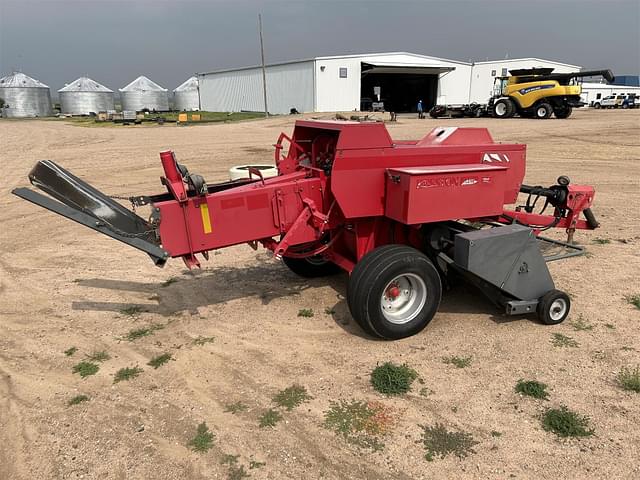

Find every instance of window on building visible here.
[339,67,347,78]
[501,68,508,76]
[491,70,496,77]
[596,93,601,99]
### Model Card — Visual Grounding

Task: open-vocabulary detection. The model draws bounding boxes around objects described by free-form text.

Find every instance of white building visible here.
[580,82,640,106]
[197,52,583,114]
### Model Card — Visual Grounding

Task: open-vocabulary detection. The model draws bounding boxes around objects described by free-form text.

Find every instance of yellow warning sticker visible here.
[200,203,212,233]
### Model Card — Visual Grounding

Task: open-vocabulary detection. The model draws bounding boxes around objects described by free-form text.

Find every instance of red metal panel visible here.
[385,164,508,224]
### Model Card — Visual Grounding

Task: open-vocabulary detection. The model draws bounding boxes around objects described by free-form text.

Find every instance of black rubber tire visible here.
[534,102,553,119]
[282,255,341,278]
[347,244,407,333]
[593,102,601,109]
[347,245,442,340]
[537,289,571,325]
[492,98,516,118]
[554,105,573,119]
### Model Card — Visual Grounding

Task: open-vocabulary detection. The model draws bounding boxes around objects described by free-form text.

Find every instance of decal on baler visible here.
[200,203,212,234]
[417,176,480,189]
[482,153,510,163]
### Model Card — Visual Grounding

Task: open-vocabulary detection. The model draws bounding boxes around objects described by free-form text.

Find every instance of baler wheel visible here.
[537,289,571,325]
[347,245,442,340]
[282,255,341,278]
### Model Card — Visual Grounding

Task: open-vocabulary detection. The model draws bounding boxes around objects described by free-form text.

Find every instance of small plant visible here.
[442,355,472,368]
[297,308,314,317]
[570,315,593,331]
[370,362,418,396]
[113,366,143,383]
[592,238,611,245]
[551,333,579,348]
[273,384,312,410]
[542,406,594,438]
[515,379,549,400]
[161,277,179,287]
[419,387,434,397]
[188,422,215,452]
[224,401,248,414]
[68,394,89,406]
[85,350,110,362]
[220,454,239,465]
[259,408,283,428]
[147,353,172,369]
[120,305,147,316]
[490,430,502,437]
[324,307,335,315]
[249,459,266,469]
[419,423,478,460]
[72,361,99,378]
[616,366,640,393]
[193,335,215,345]
[228,465,250,480]
[64,346,78,357]
[604,323,616,330]
[323,399,394,451]
[125,324,163,341]
[625,294,640,310]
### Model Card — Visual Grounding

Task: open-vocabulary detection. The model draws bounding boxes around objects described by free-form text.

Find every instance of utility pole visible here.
[258,14,268,117]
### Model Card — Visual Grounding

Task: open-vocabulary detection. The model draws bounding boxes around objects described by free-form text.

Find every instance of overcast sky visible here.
[1,0,638,92]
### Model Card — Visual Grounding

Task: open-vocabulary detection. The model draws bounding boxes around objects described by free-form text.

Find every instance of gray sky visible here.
[1,0,638,93]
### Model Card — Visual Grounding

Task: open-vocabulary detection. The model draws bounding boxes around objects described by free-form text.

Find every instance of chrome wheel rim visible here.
[495,103,506,116]
[380,273,427,324]
[537,107,547,117]
[549,298,568,321]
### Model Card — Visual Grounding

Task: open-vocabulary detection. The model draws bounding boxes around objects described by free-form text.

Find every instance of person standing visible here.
[417,99,424,119]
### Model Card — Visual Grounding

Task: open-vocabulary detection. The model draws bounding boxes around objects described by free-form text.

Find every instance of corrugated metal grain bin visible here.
[59,77,115,115]
[0,72,53,117]
[119,76,169,112]
[173,76,200,111]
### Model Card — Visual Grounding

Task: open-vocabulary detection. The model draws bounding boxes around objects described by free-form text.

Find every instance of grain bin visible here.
[119,76,169,112]
[0,72,53,117]
[173,76,200,111]
[58,77,115,115]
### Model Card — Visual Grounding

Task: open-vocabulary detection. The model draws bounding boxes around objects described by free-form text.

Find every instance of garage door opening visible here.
[360,63,454,113]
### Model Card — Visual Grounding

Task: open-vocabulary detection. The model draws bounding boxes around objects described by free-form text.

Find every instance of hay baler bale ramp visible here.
[13,120,599,339]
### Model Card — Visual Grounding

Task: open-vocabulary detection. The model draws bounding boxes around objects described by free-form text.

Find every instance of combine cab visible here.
[13,120,599,339]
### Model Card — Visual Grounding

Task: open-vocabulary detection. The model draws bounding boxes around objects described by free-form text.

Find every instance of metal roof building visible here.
[173,76,200,111]
[0,71,53,117]
[59,76,115,115]
[119,76,169,112]
[197,52,581,114]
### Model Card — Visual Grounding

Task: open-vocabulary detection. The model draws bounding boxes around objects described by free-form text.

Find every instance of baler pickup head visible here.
[12,160,169,266]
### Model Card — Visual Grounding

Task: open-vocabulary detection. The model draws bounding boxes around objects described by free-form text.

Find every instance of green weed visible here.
[259,409,283,428]
[616,366,640,393]
[228,465,249,480]
[188,422,215,452]
[147,353,172,369]
[625,294,640,310]
[442,355,472,368]
[490,430,502,437]
[193,336,215,345]
[220,454,239,465]
[72,361,99,378]
[542,406,594,438]
[297,308,314,317]
[224,401,248,414]
[370,362,418,396]
[551,333,579,348]
[125,324,163,341]
[570,315,593,331]
[68,394,89,406]
[592,238,611,245]
[64,346,78,357]
[113,366,143,383]
[324,307,336,315]
[120,306,147,316]
[515,379,549,400]
[273,384,311,410]
[419,423,478,460]
[323,399,394,451]
[249,459,266,469]
[85,351,110,362]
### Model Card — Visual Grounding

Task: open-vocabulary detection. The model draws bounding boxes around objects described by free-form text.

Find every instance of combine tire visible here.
[347,245,442,339]
[492,99,515,118]
[534,102,553,119]
[537,289,571,325]
[283,255,341,278]
[554,105,573,119]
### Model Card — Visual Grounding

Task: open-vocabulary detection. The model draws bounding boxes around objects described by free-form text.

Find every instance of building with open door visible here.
[197,52,580,114]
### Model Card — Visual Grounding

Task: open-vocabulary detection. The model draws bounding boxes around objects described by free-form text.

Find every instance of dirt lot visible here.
[1,109,638,480]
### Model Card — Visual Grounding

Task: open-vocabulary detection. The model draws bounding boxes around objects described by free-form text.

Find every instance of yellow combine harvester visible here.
[489,68,614,119]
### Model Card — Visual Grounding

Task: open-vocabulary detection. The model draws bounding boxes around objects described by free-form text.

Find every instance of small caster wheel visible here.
[537,289,571,325]
[557,175,571,186]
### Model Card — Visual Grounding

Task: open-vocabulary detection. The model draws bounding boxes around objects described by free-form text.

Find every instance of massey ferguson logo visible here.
[417,176,479,189]
[482,153,510,163]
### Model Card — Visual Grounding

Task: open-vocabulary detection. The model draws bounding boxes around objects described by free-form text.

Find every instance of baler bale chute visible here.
[12,120,599,340]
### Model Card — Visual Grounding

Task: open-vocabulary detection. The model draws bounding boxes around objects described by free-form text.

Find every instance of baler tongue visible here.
[12,160,168,266]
